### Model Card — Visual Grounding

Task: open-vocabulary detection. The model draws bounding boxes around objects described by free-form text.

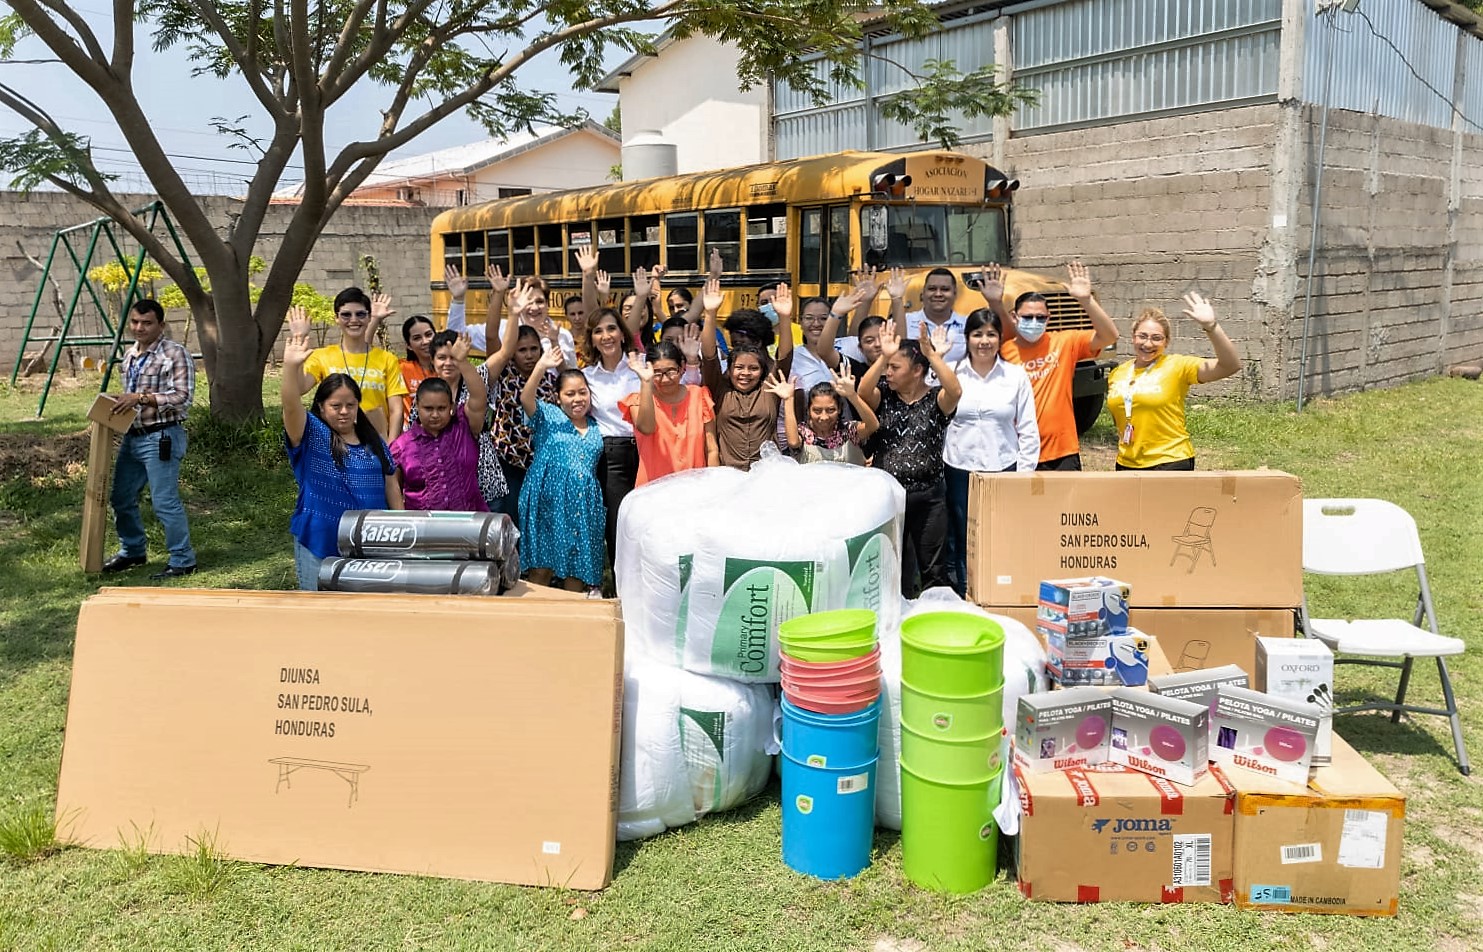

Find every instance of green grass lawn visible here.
[0,373,1480,952]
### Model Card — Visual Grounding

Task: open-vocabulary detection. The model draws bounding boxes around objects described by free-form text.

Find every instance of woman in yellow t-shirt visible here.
[1106,293,1242,471]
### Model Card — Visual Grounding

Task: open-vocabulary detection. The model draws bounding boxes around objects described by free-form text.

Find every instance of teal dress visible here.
[519,402,607,586]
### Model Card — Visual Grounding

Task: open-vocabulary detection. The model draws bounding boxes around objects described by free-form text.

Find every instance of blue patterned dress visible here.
[518,402,606,586]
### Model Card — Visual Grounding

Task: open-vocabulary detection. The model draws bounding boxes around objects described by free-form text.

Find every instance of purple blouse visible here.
[390,406,488,512]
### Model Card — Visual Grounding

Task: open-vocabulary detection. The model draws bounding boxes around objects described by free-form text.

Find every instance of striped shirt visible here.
[123,336,194,429]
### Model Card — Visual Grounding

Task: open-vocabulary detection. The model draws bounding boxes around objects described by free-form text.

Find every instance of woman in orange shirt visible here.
[398,314,438,425]
[619,341,718,485]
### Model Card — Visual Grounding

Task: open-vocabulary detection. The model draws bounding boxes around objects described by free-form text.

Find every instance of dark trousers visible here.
[902,481,951,599]
[1116,457,1196,471]
[1036,453,1082,471]
[497,461,527,523]
[596,436,639,570]
[944,462,1017,597]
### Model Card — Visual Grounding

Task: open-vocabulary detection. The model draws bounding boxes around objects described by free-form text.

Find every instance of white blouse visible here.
[942,357,1040,472]
[582,359,641,438]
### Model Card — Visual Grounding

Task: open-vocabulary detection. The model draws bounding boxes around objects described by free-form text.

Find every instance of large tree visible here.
[0,1,1028,420]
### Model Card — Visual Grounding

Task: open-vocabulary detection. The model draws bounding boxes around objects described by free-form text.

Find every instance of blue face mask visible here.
[1016,316,1047,344]
[759,303,779,325]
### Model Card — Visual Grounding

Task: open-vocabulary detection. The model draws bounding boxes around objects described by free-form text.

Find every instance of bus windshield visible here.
[861,205,1008,270]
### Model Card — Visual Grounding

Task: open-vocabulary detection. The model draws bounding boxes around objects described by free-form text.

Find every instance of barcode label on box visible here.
[1338,809,1388,869]
[541,841,561,855]
[1171,834,1212,887]
[1249,884,1292,904]
[1281,843,1322,864]
[837,772,870,795]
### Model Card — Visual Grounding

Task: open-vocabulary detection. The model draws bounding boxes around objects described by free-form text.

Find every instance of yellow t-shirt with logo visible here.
[303,345,408,413]
[1106,353,1204,468]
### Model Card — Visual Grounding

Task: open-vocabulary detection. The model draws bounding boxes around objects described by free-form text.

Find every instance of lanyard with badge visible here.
[1120,362,1158,445]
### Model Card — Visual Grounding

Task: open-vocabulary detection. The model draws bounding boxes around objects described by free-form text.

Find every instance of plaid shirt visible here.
[123,336,194,430]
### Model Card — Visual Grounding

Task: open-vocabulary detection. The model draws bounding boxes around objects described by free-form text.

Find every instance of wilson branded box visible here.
[56,588,624,888]
[1228,735,1405,916]
[965,471,1303,609]
[1015,762,1236,904]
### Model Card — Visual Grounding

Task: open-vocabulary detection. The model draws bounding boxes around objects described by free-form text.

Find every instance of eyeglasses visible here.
[338,310,369,319]
[801,314,830,324]
[653,368,683,381]
[1133,333,1167,343]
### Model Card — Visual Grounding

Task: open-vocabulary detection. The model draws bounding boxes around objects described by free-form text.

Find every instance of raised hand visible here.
[507,279,536,319]
[886,267,908,301]
[489,265,510,294]
[702,276,724,313]
[763,370,795,400]
[533,312,560,347]
[575,243,599,274]
[976,262,1004,305]
[648,265,665,299]
[287,305,313,340]
[879,319,901,358]
[595,269,612,297]
[832,281,871,315]
[283,309,315,365]
[536,344,566,373]
[831,361,858,396]
[1182,292,1217,329]
[1066,260,1092,301]
[708,246,723,278]
[773,282,794,322]
[371,292,395,324]
[677,323,703,363]
[633,267,648,294]
[451,332,472,363]
[627,350,654,383]
[444,265,469,301]
[926,324,950,357]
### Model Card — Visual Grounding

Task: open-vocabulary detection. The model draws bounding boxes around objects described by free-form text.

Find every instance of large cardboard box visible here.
[987,606,1295,676]
[1015,762,1236,903]
[966,471,1303,609]
[1229,735,1405,916]
[57,589,624,888]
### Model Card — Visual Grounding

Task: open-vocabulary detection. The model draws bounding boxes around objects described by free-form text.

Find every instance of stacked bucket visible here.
[776,609,881,880]
[898,611,1007,893]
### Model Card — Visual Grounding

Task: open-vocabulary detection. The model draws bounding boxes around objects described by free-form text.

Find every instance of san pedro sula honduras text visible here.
[1058,512,1149,570]
[275,667,372,739]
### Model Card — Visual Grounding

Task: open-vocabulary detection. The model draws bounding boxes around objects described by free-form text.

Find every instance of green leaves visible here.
[0,129,113,192]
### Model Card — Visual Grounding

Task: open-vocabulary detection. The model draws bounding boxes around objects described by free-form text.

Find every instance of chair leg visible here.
[1392,657,1415,724]
[1436,657,1471,776]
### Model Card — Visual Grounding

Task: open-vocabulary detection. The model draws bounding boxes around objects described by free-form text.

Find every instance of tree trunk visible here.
[196,278,269,423]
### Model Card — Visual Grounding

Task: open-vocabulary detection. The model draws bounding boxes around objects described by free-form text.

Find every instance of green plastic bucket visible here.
[779,609,878,647]
[781,639,877,663]
[900,679,1004,739]
[899,763,1004,894]
[899,612,1004,697]
[899,722,1003,783]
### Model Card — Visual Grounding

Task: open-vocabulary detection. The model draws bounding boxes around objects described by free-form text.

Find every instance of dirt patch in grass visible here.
[0,430,90,483]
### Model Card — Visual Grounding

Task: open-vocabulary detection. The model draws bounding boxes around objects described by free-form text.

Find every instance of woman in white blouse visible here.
[942,307,1040,594]
[581,307,641,574]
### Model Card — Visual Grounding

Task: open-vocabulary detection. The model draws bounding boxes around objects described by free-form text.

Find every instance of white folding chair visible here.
[1300,498,1469,775]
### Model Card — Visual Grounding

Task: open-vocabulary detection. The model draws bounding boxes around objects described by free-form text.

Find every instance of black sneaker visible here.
[149,564,197,580]
[101,554,147,573]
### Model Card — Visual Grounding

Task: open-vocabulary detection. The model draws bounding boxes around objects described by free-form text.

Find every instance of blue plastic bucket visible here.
[781,752,878,880]
[780,696,881,769]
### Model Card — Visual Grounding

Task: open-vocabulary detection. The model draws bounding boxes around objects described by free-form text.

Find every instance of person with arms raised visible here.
[391,332,489,512]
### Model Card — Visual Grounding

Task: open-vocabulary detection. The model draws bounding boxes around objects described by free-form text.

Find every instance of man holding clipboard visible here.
[102,299,197,578]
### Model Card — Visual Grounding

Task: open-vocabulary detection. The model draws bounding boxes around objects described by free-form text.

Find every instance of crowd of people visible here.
[232,255,1241,597]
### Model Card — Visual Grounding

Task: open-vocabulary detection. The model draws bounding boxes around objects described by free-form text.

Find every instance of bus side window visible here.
[487,229,510,277]
[799,209,823,286]
[826,204,851,286]
[746,204,786,272]
[442,233,463,277]
[512,227,535,275]
[538,225,564,276]
[596,217,626,274]
[463,231,486,278]
[704,209,741,273]
[631,215,661,270]
[666,213,698,272]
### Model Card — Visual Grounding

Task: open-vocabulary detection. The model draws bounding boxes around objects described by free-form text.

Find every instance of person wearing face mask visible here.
[757,280,806,349]
[282,310,403,591]
[1107,294,1241,471]
[983,261,1118,471]
[392,332,491,512]
[519,347,608,595]
[299,287,408,441]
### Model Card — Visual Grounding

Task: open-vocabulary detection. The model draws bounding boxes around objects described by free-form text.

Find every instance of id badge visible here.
[1120,422,1134,445]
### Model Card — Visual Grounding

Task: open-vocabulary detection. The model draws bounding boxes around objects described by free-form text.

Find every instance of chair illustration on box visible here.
[1170,507,1217,573]
[1300,498,1470,775]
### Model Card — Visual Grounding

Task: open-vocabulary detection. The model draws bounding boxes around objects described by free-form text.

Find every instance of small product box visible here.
[1014,687,1113,773]
[1109,688,1209,786]
[1256,637,1334,765]
[1036,577,1132,637]
[1209,685,1320,785]
[1047,628,1150,687]
[1149,664,1250,713]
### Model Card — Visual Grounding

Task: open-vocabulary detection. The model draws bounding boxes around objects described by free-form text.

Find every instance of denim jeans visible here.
[111,424,195,568]
[294,540,323,591]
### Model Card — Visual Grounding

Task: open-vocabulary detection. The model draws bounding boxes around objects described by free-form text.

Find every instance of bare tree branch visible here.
[187,0,289,117]
[33,0,109,66]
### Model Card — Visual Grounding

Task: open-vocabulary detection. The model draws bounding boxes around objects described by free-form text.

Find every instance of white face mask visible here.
[1016,316,1047,344]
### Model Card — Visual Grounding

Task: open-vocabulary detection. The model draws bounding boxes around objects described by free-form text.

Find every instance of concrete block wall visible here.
[0,191,439,369]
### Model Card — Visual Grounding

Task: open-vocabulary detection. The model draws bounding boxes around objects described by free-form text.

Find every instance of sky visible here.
[0,9,631,195]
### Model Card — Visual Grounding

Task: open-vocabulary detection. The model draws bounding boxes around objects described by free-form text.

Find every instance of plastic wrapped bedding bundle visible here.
[617,455,905,682]
[617,659,777,842]
[875,604,908,830]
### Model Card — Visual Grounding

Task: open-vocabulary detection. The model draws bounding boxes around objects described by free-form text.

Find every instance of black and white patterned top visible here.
[868,386,953,493]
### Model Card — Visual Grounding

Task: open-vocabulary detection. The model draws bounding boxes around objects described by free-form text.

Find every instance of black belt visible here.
[129,419,180,436]
[602,435,636,445]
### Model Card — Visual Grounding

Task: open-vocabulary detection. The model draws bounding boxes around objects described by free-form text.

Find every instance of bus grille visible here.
[1042,292,1091,332]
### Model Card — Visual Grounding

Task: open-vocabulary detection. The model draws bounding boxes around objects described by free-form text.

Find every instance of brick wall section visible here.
[1,191,439,368]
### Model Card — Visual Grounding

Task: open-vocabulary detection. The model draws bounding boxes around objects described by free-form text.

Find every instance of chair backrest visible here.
[1302,498,1426,575]
[1185,507,1217,534]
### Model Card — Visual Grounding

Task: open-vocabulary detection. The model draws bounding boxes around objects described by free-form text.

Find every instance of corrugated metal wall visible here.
[1303,0,1478,131]
[772,0,1483,157]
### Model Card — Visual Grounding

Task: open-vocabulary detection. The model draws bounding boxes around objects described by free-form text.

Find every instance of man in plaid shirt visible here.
[103,299,197,578]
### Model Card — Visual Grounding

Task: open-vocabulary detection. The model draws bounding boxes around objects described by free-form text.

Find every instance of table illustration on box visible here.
[1169,506,1217,572]
[269,757,371,807]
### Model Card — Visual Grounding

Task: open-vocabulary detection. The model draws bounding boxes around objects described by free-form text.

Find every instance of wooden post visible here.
[80,395,135,573]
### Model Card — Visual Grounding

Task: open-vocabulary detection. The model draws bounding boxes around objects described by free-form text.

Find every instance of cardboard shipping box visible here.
[1015,762,1236,903]
[1228,734,1405,916]
[988,606,1294,676]
[57,589,624,889]
[966,471,1303,609]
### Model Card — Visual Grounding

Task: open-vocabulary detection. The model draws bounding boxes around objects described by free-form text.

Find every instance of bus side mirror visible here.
[865,206,888,253]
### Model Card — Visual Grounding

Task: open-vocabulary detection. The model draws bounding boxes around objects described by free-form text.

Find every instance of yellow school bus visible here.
[430,149,1111,429]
